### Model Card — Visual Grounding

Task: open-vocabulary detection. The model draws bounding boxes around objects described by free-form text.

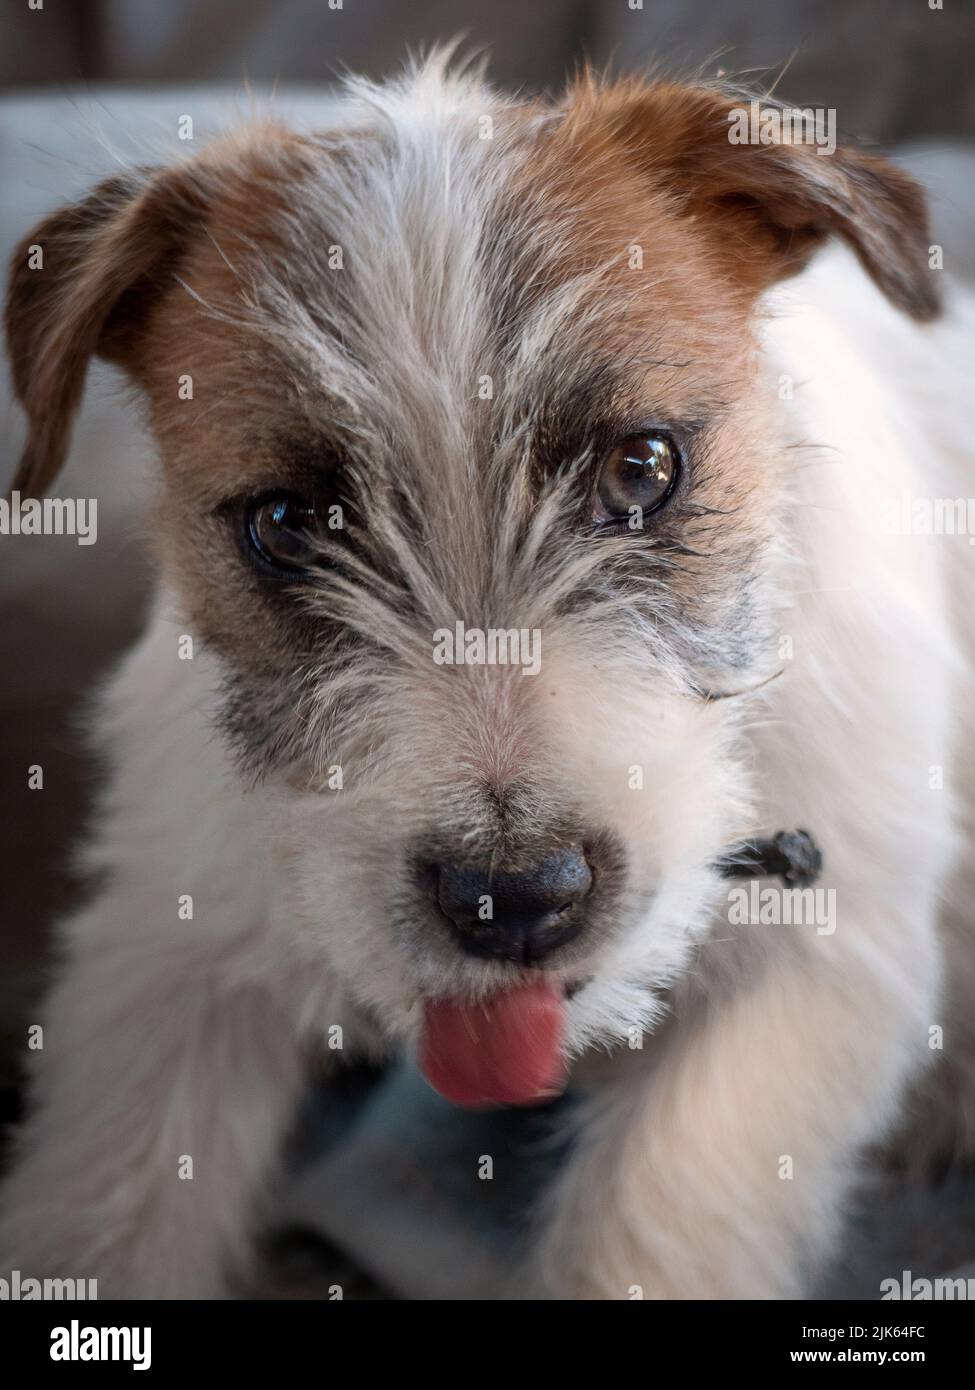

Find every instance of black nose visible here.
[431,848,593,964]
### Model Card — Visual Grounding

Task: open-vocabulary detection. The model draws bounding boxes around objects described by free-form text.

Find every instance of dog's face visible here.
[7,64,936,1101]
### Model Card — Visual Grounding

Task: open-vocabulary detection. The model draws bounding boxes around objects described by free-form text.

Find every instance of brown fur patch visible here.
[552,76,939,318]
[2,72,941,735]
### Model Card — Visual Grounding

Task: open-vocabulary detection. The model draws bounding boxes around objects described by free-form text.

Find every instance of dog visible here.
[2,53,973,1299]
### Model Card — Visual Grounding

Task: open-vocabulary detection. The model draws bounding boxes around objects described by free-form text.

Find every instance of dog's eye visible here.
[246,494,320,573]
[593,433,680,524]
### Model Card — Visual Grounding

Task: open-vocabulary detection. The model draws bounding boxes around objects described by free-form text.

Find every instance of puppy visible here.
[2,55,973,1299]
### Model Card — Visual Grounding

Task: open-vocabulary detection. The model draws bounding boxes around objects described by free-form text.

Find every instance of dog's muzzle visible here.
[422,847,593,965]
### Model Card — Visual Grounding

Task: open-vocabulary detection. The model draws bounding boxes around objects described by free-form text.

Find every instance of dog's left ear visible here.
[5,165,208,498]
[567,79,940,321]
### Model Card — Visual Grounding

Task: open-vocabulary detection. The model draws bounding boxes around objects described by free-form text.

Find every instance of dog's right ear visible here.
[5,166,207,498]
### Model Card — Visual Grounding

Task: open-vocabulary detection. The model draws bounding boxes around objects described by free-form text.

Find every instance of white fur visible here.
[535,247,975,1296]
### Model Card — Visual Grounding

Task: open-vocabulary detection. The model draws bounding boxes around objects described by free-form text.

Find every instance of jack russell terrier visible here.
[2,55,973,1299]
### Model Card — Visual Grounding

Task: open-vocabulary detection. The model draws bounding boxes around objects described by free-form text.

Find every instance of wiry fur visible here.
[1,53,973,1298]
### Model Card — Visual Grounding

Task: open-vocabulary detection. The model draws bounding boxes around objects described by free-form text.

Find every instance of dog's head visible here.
[6,60,937,1104]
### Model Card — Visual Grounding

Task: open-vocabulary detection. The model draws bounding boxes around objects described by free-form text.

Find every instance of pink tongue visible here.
[421,979,566,1109]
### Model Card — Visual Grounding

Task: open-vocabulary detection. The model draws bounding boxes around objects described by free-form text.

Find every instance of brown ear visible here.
[5,166,207,498]
[568,79,940,322]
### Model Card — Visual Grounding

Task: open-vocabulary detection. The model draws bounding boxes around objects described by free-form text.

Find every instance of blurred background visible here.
[1,0,974,1298]
[3,0,975,140]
